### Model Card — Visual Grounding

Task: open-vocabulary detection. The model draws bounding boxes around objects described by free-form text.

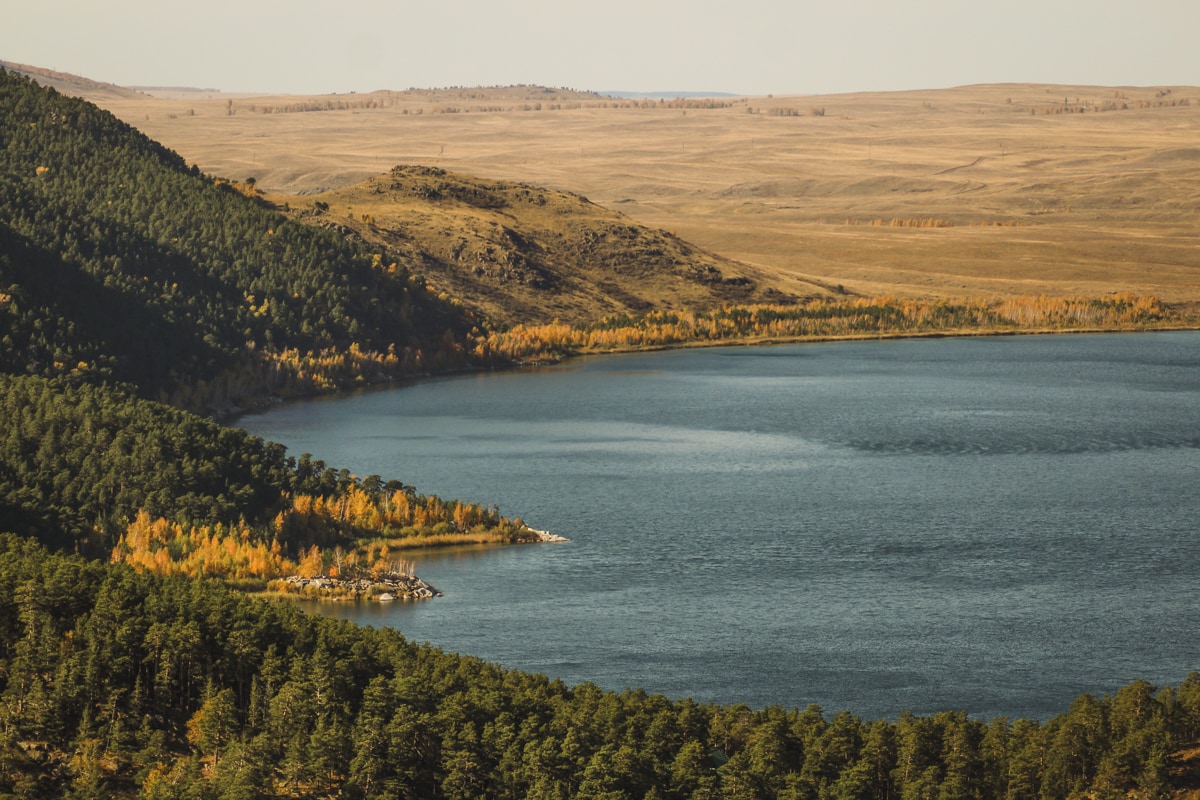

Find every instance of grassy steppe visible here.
[60,79,1200,307]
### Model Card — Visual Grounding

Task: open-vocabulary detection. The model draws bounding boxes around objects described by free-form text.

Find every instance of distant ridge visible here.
[128,85,221,93]
[601,89,741,99]
[0,59,139,99]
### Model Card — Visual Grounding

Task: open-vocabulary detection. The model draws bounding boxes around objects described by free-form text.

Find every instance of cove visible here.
[239,332,1200,720]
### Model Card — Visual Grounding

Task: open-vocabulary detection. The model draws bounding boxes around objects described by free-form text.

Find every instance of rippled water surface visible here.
[240,333,1200,719]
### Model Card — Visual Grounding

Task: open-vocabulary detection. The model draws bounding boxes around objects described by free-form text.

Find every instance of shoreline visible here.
[226,319,1200,424]
[267,573,444,602]
[262,526,569,602]
[232,323,1200,603]
[504,320,1200,365]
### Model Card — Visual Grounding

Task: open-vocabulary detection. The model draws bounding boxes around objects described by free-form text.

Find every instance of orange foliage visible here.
[113,482,523,583]
[475,295,1181,363]
[277,486,508,542]
[111,510,296,580]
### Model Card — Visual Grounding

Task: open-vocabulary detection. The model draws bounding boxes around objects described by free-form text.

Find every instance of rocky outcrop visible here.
[279,573,442,601]
[524,527,569,543]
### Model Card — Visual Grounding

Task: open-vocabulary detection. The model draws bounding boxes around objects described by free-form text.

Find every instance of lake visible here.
[238,332,1200,720]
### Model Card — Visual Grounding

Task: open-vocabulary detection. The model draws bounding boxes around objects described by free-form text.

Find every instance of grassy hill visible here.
[277,165,818,327]
[0,59,141,100]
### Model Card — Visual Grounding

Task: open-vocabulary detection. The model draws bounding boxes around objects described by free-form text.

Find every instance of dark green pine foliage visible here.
[0,69,481,556]
[0,535,1195,799]
[0,67,470,403]
[0,374,395,554]
[0,375,299,550]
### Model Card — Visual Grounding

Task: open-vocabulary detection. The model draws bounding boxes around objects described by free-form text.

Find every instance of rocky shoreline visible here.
[277,573,443,601]
[274,527,568,601]
[525,527,569,543]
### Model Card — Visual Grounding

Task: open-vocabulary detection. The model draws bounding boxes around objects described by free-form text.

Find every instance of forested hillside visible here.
[0,376,290,550]
[0,67,469,414]
[0,68,529,561]
[0,374,529,567]
[0,536,1196,799]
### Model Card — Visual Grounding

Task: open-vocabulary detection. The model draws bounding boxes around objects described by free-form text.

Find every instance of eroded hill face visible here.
[276,166,820,327]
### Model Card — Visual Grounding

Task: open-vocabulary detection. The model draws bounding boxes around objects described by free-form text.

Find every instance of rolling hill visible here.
[0,59,142,100]
[277,165,816,327]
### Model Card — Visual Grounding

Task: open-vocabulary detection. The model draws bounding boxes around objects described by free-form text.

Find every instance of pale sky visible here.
[3,0,1197,96]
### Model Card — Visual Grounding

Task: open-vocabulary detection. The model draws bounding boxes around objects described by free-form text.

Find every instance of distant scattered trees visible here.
[475,295,1178,363]
[1021,95,1191,116]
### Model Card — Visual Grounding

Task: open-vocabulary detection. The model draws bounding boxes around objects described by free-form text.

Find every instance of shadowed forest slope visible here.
[0,67,471,415]
[0,69,506,558]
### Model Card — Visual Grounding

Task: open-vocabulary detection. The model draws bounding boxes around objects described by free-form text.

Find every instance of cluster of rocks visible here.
[278,529,566,602]
[282,574,442,601]
[525,527,569,543]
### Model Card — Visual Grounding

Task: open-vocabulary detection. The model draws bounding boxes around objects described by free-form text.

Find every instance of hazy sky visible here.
[3,0,1196,96]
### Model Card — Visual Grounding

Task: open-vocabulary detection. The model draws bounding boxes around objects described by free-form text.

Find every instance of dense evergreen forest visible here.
[0,536,1197,799]
[0,66,520,560]
[0,375,293,550]
[0,375,525,561]
[0,68,470,413]
[2,66,1198,797]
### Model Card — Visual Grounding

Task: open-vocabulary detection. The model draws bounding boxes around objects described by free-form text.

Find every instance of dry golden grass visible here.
[52,78,1200,305]
[270,166,806,326]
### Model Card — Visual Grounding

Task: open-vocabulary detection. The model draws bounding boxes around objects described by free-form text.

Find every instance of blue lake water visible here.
[238,332,1200,720]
